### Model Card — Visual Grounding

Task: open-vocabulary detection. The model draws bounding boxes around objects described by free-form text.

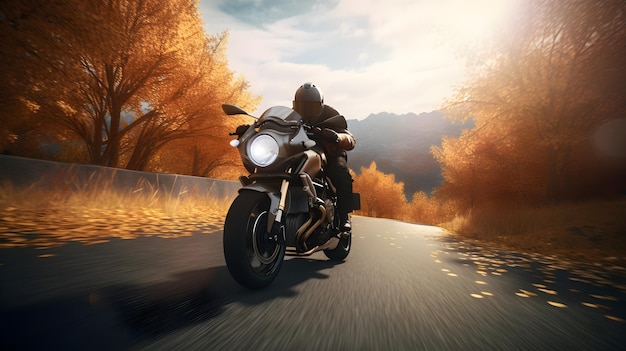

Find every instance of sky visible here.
[198,0,521,120]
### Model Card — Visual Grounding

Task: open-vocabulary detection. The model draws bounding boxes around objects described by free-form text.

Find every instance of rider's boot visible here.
[339,212,351,232]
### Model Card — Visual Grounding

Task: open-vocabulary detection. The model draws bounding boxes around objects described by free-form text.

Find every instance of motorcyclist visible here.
[292,82,356,231]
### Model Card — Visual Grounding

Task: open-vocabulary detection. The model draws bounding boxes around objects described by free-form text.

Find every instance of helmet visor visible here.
[294,100,323,119]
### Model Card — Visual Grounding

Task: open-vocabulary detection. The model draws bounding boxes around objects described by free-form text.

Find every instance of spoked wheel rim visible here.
[224,191,286,289]
[248,210,283,275]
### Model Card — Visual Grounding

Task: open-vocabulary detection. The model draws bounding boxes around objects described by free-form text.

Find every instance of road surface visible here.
[1,216,625,350]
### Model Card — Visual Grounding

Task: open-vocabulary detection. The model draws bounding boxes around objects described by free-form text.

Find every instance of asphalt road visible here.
[1,216,625,350]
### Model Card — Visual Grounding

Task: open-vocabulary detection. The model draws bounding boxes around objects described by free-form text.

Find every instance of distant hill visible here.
[346,111,471,198]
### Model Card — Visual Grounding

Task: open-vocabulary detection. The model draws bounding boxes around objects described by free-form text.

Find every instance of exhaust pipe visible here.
[295,205,326,251]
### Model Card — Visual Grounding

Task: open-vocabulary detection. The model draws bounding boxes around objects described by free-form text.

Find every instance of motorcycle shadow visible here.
[239,257,345,303]
[104,256,343,342]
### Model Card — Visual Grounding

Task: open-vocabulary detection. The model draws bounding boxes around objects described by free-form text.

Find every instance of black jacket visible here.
[306,105,356,154]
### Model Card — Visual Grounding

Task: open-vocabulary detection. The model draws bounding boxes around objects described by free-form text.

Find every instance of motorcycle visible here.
[221,104,360,289]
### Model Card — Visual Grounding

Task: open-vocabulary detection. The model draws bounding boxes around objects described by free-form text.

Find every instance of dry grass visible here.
[441,199,626,266]
[5,166,625,267]
[0,173,235,248]
[0,174,233,222]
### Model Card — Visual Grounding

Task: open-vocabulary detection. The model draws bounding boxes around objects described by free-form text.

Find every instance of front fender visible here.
[239,182,310,214]
[238,184,281,220]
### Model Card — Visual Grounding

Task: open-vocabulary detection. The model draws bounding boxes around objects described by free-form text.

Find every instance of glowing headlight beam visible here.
[248,134,279,167]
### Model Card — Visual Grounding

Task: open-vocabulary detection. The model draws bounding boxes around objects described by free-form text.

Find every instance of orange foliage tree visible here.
[0,0,259,175]
[352,162,453,224]
[0,1,110,157]
[353,162,408,220]
[408,191,454,225]
[440,0,626,207]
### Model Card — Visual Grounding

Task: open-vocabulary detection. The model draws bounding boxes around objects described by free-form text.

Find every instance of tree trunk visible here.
[191,145,201,176]
[546,147,560,205]
[103,64,121,168]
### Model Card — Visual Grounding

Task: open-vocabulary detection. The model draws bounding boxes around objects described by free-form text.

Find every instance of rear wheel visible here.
[324,231,351,260]
[223,191,285,289]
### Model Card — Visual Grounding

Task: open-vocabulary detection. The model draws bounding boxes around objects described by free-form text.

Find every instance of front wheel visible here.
[223,191,285,289]
[324,231,351,260]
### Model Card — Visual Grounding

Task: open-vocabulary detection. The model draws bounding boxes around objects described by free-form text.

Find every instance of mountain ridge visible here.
[346,111,471,198]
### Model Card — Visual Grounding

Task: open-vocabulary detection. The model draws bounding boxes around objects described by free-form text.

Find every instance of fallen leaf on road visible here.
[547,301,567,308]
[605,315,624,322]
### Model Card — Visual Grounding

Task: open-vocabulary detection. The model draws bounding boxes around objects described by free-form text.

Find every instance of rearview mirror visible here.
[222,104,249,116]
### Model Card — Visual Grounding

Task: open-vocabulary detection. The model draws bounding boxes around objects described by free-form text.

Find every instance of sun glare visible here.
[438,0,520,46]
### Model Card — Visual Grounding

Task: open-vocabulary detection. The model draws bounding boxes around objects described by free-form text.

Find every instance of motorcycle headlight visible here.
[248,134,279,167]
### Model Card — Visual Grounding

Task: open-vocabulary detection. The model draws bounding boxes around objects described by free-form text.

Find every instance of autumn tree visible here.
[353,162,408,220]
[0,0,258,173]
[441,0,626,206]
[408,191,455,225]
[433,123,547,211]
[0,1,110,156]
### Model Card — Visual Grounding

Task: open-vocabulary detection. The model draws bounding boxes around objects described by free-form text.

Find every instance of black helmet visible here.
[293,82,323,119]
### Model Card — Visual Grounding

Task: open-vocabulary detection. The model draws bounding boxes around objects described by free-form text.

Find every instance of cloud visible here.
[198,0,513,119]
[217,0,339,27]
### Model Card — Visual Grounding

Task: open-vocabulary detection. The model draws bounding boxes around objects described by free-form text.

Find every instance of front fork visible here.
[266,177,290,240]
[266,172,323,248]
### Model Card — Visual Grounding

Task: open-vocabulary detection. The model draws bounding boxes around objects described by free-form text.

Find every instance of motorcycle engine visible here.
[325,199,335,224]
[285,213,307,247]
